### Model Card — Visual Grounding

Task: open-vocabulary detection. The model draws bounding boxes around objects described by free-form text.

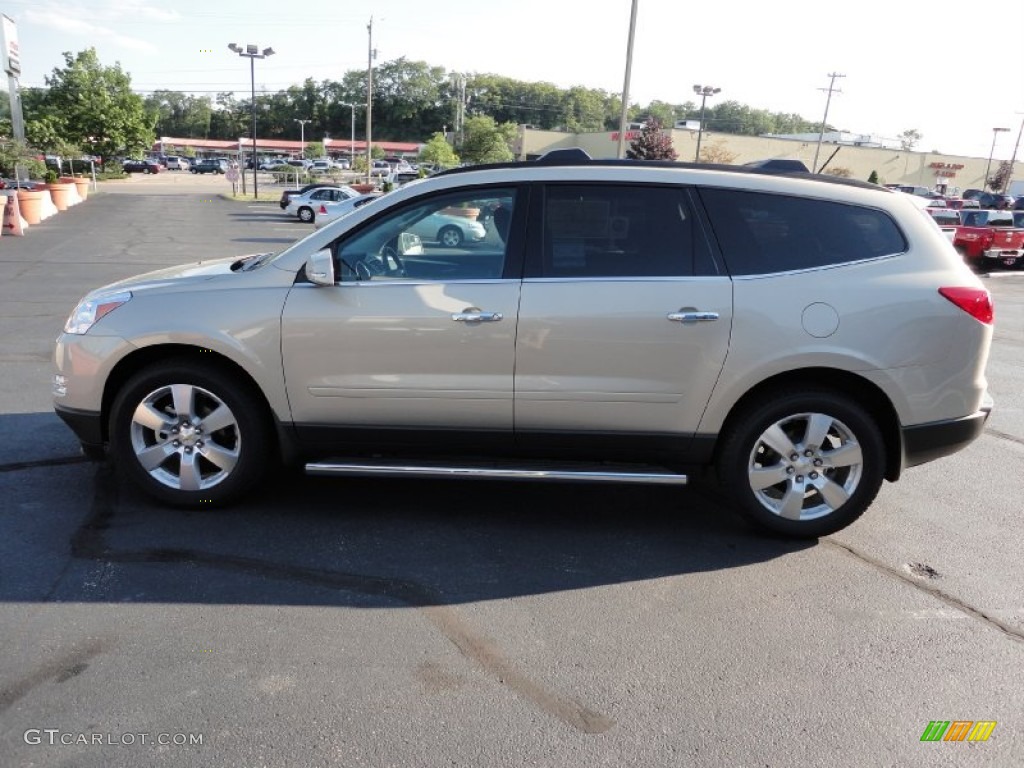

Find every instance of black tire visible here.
[143,167,151,175]
[109,359,274,507]
[297,206,314,223]
[437,225,463,247]
[716,389,885,538]
[191,169,198,174]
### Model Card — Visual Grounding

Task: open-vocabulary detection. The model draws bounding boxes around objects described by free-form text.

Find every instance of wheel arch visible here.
[100,344,288,458]
[713,367,903,482]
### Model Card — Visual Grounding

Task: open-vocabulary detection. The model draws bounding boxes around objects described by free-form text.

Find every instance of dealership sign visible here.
[1,14,20,75]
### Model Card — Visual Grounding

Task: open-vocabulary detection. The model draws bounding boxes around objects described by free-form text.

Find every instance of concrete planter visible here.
[45,182,76,211]
[62,177,91,201]
[350,183,377,194]
[15,189,46,225]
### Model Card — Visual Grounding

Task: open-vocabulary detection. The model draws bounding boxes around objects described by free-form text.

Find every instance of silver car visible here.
[53,149,993,537]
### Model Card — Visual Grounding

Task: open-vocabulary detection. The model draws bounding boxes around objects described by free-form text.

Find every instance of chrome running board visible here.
[305,460,687,485]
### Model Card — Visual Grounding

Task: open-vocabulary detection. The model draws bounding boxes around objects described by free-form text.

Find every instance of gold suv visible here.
[54,150,994,537]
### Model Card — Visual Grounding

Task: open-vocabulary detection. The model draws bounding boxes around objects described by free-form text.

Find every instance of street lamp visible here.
[983,127,1010,191]
[228,43,275,199]
[295,118,311,160]
[692,84,721,163]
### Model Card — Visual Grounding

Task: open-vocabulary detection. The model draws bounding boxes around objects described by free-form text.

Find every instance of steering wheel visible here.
[356,244,405,281]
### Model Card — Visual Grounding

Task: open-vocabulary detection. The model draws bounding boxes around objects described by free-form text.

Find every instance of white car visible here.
[164,156,190,171]
[285,185,361,222]
[407,211,486,247]
[313,193,383,229]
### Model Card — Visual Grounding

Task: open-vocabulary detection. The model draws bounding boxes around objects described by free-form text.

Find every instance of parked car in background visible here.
[371,160,391,176]
[260,158,289,171]
[926,207,961,242]
[191,158,229,175]
[944,198,981,210]
[278,182,340,210]
[285,185,361,222]
[312,193,384,229]
[164,156,190,171]
[976,192,1015,210]
[122,159,163,174]
[52,148,994,539]
[384,170,421,189]
[407,210,487,247]
[953,208,1024,269]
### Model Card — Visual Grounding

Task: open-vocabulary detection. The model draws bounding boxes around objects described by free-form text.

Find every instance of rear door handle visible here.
[667,310,720,323]
[452,309,503,323]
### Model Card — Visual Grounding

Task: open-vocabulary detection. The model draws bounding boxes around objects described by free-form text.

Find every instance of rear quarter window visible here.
[699,188,907,275]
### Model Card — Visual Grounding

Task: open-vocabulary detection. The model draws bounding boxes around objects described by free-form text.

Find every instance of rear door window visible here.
[699,188,906,275]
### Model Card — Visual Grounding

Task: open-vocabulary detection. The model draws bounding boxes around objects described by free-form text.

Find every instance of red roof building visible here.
[154,136,421,157]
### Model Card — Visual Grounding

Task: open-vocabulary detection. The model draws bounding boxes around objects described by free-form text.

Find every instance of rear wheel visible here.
[717,390,885,538]
[298,206,314,223]
[110,360,274,507]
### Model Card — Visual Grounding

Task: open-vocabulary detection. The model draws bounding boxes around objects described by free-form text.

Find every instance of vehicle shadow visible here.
[0,421,814,611]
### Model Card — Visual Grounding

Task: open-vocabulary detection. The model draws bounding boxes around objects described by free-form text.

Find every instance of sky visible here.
[4,0,1024,160]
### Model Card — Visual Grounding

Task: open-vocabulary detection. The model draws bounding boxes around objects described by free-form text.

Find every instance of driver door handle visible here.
[452,309,503,323]
[667,309,719,323]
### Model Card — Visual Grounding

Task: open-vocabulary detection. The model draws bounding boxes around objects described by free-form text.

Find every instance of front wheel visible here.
[437,225,463,247]
[717,390,885,538]
[109,360,274,507]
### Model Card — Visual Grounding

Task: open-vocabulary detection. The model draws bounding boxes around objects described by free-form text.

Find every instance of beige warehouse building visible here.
[516,126,1024,196]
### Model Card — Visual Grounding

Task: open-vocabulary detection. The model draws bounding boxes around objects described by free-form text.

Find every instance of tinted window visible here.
[536,185,695,278]
[336,188,516,282]
[699,189,906,275]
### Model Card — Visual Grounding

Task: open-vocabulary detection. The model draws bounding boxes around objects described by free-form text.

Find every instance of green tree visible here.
[419,132,460,167]
[626,118,678,161]
[36,48,153,164]
[867,170,879,184]
[461,115,515,164]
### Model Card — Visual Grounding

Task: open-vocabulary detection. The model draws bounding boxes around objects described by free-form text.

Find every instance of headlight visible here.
[64,291,132,335]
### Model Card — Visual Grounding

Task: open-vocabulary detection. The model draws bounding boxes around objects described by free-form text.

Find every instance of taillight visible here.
[319,204,327,214]
[939,287,994,324]
[981,233,994,248]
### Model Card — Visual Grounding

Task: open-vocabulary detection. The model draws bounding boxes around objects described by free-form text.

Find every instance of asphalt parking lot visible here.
[1,174,1022,767]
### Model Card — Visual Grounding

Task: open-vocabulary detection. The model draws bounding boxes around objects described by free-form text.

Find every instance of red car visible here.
[122,159,163,174]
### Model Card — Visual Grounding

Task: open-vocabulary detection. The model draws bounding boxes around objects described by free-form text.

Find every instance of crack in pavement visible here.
[984,427,1024,447]
[827,540,1024,645]
[64,464,615,735]
[0,455,89,473]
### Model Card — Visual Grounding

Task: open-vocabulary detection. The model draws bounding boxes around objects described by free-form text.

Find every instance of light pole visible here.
[616,0,640,159]
[366,17,376,185]
[983,127,1010,191]
[295,118,311,160]
[692,84,720,163]
[812,72,845,173]
[228,43,275,199]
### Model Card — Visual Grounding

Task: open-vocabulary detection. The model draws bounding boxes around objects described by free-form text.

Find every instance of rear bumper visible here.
[901,399,992,470]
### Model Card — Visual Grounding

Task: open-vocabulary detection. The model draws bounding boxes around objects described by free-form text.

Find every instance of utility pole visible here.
[366,16,375,185]
[1002,114,1024,193]
[812,72,845,174]
[616,0,639,159]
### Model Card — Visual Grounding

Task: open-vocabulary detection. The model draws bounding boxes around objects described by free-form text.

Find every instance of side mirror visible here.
[306,248,335,286]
